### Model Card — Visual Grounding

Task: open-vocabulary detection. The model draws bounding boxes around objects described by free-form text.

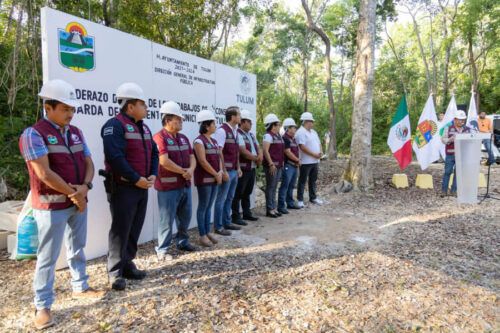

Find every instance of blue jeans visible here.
[442,154,457,193]
[483,139,495,164]
[214,170,238,230]
[157,187,192,254]
[33,206,89,310]
[196,184,218,236]
[278,163,298,210]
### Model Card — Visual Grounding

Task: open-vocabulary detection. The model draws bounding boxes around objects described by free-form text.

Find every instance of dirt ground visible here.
[0,156,499,332]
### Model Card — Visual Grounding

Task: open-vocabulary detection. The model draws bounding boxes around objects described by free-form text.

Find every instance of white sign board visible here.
[40,7,257,266]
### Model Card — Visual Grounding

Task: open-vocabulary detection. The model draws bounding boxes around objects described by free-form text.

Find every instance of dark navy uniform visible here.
[101,113,159,279]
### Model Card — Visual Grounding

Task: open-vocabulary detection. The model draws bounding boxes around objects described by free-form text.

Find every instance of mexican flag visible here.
[387,95,412,170]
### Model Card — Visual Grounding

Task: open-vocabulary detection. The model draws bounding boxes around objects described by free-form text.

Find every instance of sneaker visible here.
[287,204,300,210]
[123,267,147,280]
[224,224,241,231]
[297,201,305,208]
[34,308,54,330]
[277,208,289,214]
[72,287,106,299]
[215,228,231,236]
[178,243,197,252]
[440,191,447,198]
[157,252,173,261]
[311,198,323,205]
[207,233,219,244]
[266,211,279,218]
[110,277,127,291]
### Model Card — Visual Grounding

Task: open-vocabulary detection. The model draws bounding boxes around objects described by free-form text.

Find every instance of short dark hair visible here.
[265,122,279,131]
[225,106,240,122]
[199,120,214,134]
[119,99,139,114]
[44,100,63,109]
[161,114,175,126]
[240,119,252,126]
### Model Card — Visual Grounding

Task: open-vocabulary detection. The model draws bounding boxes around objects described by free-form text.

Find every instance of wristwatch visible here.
[86,182,93,190]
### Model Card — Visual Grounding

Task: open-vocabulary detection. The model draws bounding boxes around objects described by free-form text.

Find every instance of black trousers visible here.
[107,184,148,278]
[231,168,256,218]
[297,163,318,202]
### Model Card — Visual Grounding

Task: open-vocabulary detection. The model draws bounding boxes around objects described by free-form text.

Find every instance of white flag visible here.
[412,95,441,170]
[466,92,479,131]
[438,96,457,159]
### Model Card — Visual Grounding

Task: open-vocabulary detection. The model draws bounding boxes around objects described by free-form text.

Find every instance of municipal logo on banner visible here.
[240,73,251,94]
[58,22,95,72]
[414,119,438,148]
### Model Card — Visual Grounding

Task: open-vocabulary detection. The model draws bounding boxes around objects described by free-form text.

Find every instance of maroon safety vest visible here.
[24,119,87,210]
[445,125,471,155]
[194,135,220,186]
[283,132,299,164]
[238,128,259,171]
[264,131,284,168]
[106,113,153,185]
[154,129,192,191]
[221,123,239,170]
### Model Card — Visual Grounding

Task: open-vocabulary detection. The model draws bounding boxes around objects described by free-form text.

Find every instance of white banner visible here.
[40,7,257,266]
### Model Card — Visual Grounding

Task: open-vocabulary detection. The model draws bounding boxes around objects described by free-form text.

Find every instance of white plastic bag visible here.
[10,192,38,260]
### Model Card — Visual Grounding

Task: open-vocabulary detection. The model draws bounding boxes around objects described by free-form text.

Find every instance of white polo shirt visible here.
[295,126,321,165]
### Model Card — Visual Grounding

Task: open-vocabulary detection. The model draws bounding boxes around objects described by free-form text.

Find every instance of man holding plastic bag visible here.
[19,79,104,330]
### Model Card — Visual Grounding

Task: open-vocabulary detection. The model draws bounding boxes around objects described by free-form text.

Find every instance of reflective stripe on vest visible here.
[160,177,178,183]
[125,132,152,140]
[47,144,83,154]
[39,194,67,204]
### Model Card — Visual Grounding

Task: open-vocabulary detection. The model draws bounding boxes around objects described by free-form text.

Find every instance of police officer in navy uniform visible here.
[101,82,159,291]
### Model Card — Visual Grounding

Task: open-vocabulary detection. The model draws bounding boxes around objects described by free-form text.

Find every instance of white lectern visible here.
[454,132,490,204]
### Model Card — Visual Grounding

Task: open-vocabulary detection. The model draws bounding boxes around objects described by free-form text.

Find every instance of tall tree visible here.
[343,0,377,191]
[301,0,337,159]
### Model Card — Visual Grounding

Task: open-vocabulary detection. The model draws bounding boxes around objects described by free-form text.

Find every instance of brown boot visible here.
[72,287,106,299]
[34,308,54,330]
[207,233,219,244]
[199,235,213,247]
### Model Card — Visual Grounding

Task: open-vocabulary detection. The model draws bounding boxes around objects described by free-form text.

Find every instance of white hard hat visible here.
[197,109,216,123]
[264,113,280,125]
[116,82,145,104]
[241,109,252,121]
[38,79,80,108]
[160,101,183,118]
[283,118,297,128]
[455,110,467,120]
[300,112,314,121]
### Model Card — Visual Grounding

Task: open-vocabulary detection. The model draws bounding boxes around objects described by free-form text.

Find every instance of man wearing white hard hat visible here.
[262,113,285,217]
[212,106,243,235]
[295,112,323,207]
[153,101,197,259]
[101,82,159,291]
[440,110,472,196]
[231,109,262,224]
[19,79,104,330]
[277,118,301,214]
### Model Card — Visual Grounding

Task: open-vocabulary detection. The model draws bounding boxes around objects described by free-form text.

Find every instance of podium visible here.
[455,132,490,204]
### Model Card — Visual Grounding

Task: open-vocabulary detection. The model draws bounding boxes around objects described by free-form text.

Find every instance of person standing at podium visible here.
[440,110,471,197]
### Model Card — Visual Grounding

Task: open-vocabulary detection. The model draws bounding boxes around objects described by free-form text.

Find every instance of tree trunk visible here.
[468,34,479,110]
[302,56,309,113]
[301,0,337,158]
[343,0,376,191]
[407,6,433,95]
